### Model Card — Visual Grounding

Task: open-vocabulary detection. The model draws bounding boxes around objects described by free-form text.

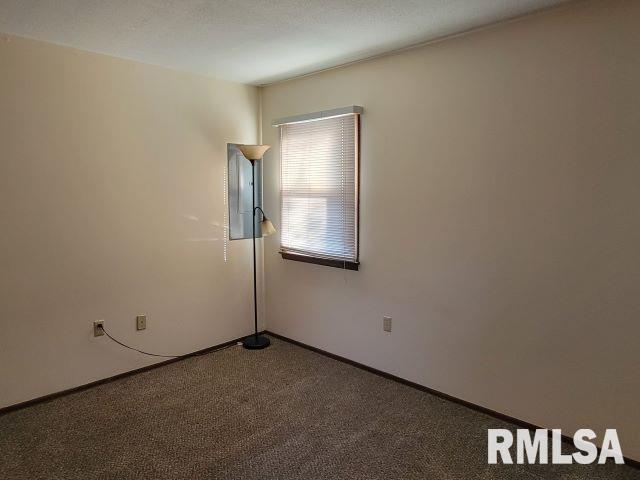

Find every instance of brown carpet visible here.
[0,336,637,479]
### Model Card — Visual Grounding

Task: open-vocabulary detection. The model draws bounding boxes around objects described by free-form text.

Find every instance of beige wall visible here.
[261,0,640,461]
[0,35,261,408]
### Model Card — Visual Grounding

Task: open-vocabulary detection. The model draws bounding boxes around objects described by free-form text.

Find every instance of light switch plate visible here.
[136,315,147,331]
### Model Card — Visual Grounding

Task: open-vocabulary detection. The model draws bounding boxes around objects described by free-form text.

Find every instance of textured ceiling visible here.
[0,0,569,85]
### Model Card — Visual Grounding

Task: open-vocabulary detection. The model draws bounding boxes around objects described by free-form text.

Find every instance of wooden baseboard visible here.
[0,332,260,416]
[266,330,639,469]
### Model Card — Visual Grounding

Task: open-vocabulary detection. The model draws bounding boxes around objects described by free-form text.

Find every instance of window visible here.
[278,109,360,270]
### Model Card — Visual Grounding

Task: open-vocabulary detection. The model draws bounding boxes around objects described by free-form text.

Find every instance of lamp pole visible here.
[243,156,270,350]
[252,159,258,343]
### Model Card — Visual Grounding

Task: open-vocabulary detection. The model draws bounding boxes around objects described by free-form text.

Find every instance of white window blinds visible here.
[280,114,359,262]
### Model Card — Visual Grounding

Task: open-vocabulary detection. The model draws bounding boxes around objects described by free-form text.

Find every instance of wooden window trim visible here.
[279,251,359,271]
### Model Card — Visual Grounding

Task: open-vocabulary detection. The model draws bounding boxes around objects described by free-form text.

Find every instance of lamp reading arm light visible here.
[254,206,276,237]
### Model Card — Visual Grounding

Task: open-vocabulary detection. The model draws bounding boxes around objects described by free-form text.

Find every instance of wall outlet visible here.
[383,316,392,332]
[136,315,147,331]
[93,320,104,337]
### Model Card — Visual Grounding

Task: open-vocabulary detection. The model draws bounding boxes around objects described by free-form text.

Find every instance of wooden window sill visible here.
[279,251,359,271]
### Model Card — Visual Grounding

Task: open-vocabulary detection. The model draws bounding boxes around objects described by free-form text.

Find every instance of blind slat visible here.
[280,114,358,262]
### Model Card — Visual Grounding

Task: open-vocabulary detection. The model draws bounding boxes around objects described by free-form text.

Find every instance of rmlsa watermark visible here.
[488,429,624,465]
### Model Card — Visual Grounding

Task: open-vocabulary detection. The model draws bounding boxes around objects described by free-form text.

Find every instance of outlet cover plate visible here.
[383,316,392,332]
[136,315,147,331]
[93,320,104,337]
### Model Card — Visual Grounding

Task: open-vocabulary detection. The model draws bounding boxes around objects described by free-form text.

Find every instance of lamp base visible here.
[242,335,271,350]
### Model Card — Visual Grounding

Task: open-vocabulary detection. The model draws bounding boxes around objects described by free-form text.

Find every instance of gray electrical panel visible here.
[227,143,262,240]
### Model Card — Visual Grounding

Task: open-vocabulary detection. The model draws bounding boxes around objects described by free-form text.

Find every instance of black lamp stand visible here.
[242,159,270,350]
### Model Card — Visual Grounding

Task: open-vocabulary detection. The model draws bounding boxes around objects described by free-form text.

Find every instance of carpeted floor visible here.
[0,336,637,480]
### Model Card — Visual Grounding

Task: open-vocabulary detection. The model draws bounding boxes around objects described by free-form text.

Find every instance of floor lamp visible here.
[237,144,276,350]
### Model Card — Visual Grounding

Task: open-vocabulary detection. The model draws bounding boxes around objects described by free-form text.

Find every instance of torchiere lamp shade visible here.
[237,144,270,161]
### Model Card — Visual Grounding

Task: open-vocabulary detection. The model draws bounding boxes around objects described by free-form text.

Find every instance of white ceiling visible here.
[0,0,568,85]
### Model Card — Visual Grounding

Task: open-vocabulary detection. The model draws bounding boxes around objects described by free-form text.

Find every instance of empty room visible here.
[0,0,638,478]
